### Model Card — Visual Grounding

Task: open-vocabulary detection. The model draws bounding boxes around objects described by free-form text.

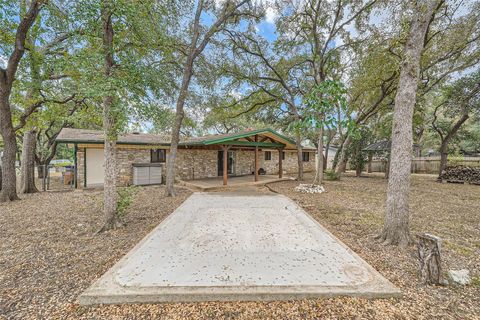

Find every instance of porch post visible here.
[254,135,259,182]
[223,145,228,186]
[278,148,283,178]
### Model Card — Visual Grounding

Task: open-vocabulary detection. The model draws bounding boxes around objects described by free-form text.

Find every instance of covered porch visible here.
[181,128,298,186]
[179,174,293,191]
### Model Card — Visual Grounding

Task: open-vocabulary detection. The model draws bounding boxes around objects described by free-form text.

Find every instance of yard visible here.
[1,173,479,319]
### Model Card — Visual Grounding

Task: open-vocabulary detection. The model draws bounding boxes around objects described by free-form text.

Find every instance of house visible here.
[55,128,316,188]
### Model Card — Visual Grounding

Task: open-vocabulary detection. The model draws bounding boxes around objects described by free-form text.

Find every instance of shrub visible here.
[116,186,137,217]
[325,170,340,181]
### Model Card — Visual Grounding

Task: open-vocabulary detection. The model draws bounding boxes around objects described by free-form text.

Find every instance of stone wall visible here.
[76,147,151,187]
[260,149,315,175]
[76,148,85,187]
[174,149,218,180]
[236,150,255,175]
[116,148,150,186]
[75,146,315,188]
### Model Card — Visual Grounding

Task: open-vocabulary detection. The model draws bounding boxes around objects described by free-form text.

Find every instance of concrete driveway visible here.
[80,192,400,305]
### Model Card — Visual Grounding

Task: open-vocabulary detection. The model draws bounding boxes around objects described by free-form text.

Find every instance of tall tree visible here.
[0,1,43,202]
[224,31,307,180]
[300,80,349,185]
[377,0,440,247]
[98,0,121,232]
[165,0,249,196]
[431,71,480,177]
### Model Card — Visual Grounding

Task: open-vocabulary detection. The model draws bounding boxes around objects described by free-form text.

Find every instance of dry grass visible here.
[1,173,479,319]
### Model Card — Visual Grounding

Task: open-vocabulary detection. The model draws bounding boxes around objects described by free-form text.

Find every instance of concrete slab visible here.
[79,193,400,305]
[178,175,293,191]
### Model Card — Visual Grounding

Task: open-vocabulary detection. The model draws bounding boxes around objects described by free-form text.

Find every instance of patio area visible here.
[79,192,400,305]
[179,174,294,191]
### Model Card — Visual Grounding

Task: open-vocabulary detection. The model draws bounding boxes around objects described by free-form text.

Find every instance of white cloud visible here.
[265,6,278,24]
[0,55,7,69]
[230,89,242,100]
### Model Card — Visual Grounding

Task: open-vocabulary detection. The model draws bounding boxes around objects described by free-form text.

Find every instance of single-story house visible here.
[55,128,316,188]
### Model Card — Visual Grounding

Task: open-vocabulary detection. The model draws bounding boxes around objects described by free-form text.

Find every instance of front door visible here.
[218,150,235,176]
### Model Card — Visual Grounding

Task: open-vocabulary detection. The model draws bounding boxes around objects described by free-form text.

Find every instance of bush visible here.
[325,170,340,181]
[116,186,137,217]
[51,160,73,167]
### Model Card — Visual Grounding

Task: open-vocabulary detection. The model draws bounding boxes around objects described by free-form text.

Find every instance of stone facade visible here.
[77,147,151,187]
[260,149,315,175]
[235,150,255,175]
[116,148,150,185]
[173,149,218,181]
[76,146,315,188]
[76,148,85,187]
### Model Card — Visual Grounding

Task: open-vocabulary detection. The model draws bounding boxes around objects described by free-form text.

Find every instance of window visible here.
[302,152,310,162]
[151,149,166,163]
[264,151,272,161]
[282,151,285,160]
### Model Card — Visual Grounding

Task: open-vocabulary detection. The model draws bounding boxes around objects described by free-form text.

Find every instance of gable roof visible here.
[56,128,314,150]
[182,128,298,149]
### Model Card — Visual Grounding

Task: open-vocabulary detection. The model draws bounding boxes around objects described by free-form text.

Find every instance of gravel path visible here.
[1,174,479,319]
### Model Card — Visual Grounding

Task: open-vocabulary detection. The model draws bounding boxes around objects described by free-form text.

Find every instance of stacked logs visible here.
[440,166,480,185]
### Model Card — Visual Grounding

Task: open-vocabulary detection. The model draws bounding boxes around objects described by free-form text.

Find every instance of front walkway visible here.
[179,174,293,191]
[80,191,400,305]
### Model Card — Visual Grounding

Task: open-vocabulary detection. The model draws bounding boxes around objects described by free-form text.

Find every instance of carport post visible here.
[278,148,283,178]
[254,135,259,182]
[222,145,228,186]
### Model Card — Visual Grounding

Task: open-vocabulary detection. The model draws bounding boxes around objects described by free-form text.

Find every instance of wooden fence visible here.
[367,157,480,174]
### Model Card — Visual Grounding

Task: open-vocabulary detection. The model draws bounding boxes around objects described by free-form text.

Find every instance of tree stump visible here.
[417,233,445,285]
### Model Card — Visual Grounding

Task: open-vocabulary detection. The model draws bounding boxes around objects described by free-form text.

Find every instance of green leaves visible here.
[292,80,352,136]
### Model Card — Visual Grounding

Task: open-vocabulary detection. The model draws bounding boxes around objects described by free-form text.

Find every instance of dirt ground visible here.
[1,173,479,319]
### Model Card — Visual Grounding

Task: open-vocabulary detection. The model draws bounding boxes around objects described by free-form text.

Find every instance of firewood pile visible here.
[440,166,480,185]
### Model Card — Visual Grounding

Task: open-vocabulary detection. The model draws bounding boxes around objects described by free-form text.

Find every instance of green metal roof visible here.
[180,128,296,147]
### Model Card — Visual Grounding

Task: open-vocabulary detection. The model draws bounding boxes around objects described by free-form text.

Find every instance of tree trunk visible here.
[295,131,304,181]
[98,0,121,232]
[377,0,438,247]
[438,142,448,178]
[37,163,46,179]
[367,153,373,173]
[165,0,204,197]
[312,126,324,185]
[20,130,38,194]
[165,62,192,196]
[437,113,469,178]
[0,1,42,202]
[0,102,19,201]
[336,135,351,175]
[324,141,329,170]
[355,164,362,177]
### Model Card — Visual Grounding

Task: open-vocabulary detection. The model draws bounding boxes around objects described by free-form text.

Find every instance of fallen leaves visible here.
[0,173,479,319]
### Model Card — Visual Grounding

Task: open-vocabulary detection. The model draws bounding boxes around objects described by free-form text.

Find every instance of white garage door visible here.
[86,148,105,187]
